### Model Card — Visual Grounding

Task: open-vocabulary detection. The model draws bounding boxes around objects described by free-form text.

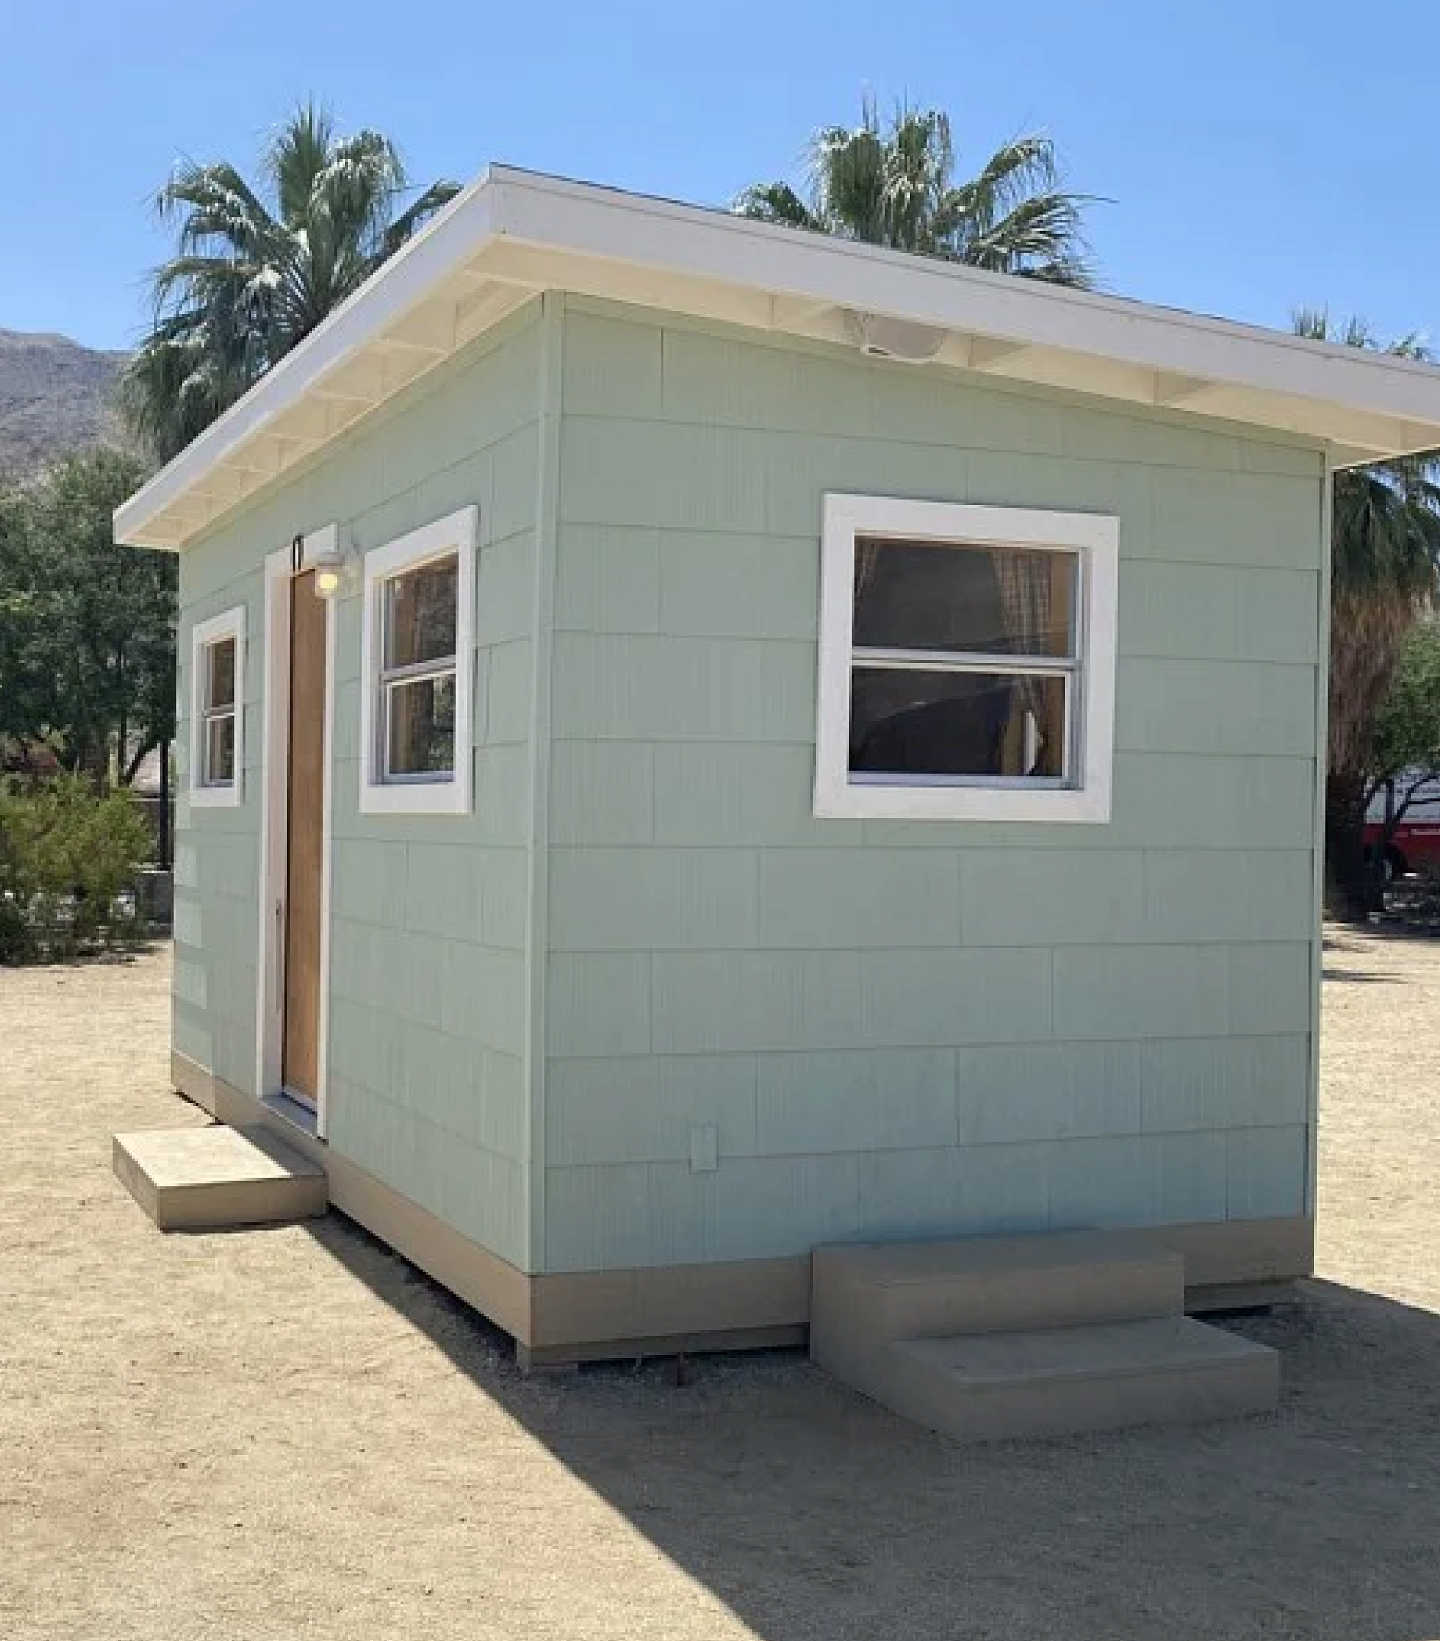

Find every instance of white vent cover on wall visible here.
[843,310,948,364]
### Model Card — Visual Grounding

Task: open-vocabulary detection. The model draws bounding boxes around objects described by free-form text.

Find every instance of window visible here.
[190,606,245,807]
[815,495,1118,823]
[360,506,477,815]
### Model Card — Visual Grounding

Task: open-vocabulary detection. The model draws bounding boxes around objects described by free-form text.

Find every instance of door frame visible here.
[255,528,339,1138]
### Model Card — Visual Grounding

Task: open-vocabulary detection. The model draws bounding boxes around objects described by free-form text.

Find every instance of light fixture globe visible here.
[844,310,947,364]
[303,526,350,600]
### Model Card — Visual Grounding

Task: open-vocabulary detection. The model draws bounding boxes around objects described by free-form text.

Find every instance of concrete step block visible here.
[878,1316,1279,1443]
[113,1124,327,1230]
[812,1231,1183,1379]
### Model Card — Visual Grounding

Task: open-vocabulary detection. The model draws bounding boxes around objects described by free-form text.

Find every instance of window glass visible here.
[853,538,1076,658]
[386,674,456,778]
[206,636,236,710]
[385,555,458,670]
[204,713,236,786]
[846,536,1078,785]
[850,668,1066,780]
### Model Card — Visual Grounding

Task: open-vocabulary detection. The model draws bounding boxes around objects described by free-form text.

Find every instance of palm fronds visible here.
[1298,310,1440,783]
[122,99,462,463]
[732,181,822,233]
[734,99,1095,286]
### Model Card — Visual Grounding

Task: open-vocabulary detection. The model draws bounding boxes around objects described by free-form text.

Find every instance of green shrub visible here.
[0,775,151,962]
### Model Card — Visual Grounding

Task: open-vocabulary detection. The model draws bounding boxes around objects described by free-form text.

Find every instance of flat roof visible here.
[116,165,1440,548]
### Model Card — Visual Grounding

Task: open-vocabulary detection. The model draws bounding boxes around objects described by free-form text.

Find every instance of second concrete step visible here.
[883,1315,1280,1442]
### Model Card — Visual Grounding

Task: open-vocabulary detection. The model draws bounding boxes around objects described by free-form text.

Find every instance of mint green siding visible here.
[174,302,544,1270]
[173,289,1325,1292]
[539,300,1324,1274]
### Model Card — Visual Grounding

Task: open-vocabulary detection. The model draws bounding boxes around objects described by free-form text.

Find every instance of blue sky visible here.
[5,0,1437,351]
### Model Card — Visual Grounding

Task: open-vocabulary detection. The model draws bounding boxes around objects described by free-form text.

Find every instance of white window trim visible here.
[359,506,477,816]
[814,494,1119,824]
[189,605,246,808]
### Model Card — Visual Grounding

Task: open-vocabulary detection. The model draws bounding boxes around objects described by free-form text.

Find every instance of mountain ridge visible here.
[0,327,131,481]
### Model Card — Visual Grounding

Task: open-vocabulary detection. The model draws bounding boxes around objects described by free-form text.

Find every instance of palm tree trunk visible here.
[1325,770,1377,923]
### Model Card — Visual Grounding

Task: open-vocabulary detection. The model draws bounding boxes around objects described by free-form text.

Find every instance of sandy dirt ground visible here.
[3,933,1440,1641]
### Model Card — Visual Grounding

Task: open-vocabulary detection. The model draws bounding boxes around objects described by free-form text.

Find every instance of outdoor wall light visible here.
[295,526,351,600]
[313,558,345,600]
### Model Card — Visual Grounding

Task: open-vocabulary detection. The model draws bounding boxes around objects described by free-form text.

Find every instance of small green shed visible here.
[116,168,1440,1372]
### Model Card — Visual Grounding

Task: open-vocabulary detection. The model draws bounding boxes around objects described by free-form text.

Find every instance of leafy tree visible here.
[121,101,462,462]
[1366,621,1440,871]
[0,484,48,769]
[0,448,175,781]
[1294,311,1440,920]
[0,775,151,962]
[735,99,1095,285]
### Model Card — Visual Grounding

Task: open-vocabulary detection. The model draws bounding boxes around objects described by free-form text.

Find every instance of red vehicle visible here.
[1365,776,1440,879]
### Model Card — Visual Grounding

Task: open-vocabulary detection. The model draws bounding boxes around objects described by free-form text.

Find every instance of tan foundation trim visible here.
[167,1054,1314,1358]
[519,1325,807,1370]
[529,1219,1313,1352]
[1151,1216,1315,1287]
[529,1257,811,1349]
[172,1049,221,1117]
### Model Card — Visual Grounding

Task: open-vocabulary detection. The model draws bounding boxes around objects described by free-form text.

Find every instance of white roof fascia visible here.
[116,165,1440,549]
[489,168,1440,432]
[113,174,499,546]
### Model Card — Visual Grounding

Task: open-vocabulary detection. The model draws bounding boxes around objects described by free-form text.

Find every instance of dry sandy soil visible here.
[3,931,1439,1641]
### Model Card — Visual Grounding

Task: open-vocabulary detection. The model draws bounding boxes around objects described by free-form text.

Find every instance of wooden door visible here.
[282,570,326,1103]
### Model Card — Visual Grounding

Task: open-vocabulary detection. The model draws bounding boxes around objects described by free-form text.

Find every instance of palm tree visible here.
[1295,310,1440,920]
[121,102,462,463]
[735,100,1095,286]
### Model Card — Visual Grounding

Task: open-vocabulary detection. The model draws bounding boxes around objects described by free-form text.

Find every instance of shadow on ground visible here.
[302,1214,1440,1641]
[1326,888,1440,940]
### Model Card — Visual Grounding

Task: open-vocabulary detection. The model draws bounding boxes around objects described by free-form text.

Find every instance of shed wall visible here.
[174,302,544,1269]
[540,300,1325,1275]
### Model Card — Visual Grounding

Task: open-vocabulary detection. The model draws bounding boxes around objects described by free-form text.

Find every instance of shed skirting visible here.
[171,1051,1314,1364]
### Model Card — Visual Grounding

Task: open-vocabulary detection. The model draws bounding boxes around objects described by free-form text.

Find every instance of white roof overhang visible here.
[116,165,1440,549]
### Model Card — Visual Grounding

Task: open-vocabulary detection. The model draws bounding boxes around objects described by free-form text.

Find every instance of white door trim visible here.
[255,531,338,1139]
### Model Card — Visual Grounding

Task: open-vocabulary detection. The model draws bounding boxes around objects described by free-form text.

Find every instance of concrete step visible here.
[812,1231,1183,1377]
[877,1316,1279,1443]
[113,1124,327,1230]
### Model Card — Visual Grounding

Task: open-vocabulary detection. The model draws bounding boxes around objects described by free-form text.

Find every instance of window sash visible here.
[379,652,458,688]
[853,535,1080,659]
[358,507,477,817]
[379,660,457,783]
[382,553,459,672]
[847,652,1079,785]
[201,634,236,787]
[204,637,237,713]
[852,645,1078,678]
[849,769,1072,790]
[846,544,1085,788]
[375,561,460,785]
[200,707,236,786]
[189,610,244,806]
